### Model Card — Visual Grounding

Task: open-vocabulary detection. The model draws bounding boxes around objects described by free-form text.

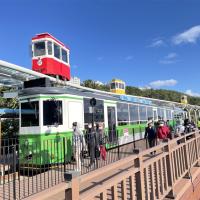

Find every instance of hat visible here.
[147,120,153,125]
[72,122,77,127]
[158,120,164,125]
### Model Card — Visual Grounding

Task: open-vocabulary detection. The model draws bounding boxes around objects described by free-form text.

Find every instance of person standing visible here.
[72,122,85,172]
[145,122,156,150]
[96,123,107,161]
[156,120,170,144]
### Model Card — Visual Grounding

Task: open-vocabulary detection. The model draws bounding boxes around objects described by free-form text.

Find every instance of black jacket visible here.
[145,127,156,140]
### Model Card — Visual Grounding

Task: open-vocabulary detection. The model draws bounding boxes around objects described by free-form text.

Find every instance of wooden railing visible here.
[65,130,200,200]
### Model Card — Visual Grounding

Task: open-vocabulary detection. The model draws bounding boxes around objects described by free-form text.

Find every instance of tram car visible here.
[110,79,126,94]
[17,33,192,167]
[32,33,70,80]
[18,84,187,166]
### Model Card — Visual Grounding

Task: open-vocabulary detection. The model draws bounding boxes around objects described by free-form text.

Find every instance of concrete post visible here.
[64,171,80,200]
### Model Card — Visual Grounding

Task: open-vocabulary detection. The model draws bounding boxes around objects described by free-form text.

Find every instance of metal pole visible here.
[92,106,94,130]
[0,116,1,156]
[13,145,16,200]
[63,137,66,172]
[132,128,136,149]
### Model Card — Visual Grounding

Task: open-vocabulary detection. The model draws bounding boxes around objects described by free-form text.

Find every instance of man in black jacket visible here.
[145,122,156,149]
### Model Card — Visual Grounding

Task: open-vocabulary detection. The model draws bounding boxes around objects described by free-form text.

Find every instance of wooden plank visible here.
[121,179,127,200]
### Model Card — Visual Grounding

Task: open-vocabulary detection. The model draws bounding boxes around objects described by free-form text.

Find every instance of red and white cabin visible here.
[32,33,70,80]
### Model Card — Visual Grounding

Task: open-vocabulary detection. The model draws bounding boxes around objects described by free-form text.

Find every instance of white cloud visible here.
[173,25,200,45]
[148,39,165,47]
[185,89,200,97]
[165,52,177,59]
[159,52,178,64]
[149,79,178,88]
[139,86,152,90]
[125,55,133,61]
[95,80,104,85]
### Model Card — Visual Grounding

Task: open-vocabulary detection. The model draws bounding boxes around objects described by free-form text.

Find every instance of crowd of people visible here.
[144,118,197,154]
[72,122,107,171]
[72,117,199,171]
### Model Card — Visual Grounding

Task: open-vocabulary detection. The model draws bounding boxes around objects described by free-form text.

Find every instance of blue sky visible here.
[0,0,200,96]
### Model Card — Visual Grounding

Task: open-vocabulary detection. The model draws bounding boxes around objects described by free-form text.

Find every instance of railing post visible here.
[64,171,80,200]
[183,134,191,178]
[117,130,120,160]
[133,149,145,200]
[193,131,200,167]
[63,137,66,172]
[132,128,136,149]
[12,145,17,200]
[165,141,176,199]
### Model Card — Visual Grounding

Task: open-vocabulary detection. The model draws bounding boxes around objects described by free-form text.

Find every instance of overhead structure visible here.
[0,60,49,88]
[0,59,199,112]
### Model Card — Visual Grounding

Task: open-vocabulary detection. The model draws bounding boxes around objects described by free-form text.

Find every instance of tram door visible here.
[107,106,117,143]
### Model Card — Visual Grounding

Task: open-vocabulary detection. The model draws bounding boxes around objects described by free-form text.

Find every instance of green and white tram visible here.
[18,85,188,166]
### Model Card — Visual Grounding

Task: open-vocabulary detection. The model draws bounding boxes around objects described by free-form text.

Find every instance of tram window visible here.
[111,83,115,89]
[117,103,129,123]
[119,83,122,89]
[116,82,119,89]
[43,100,63,126]
[157,108,162,120]
[122,84,125,89]
[147,107,153,120]
[84,98,104,124]
[62,49,68,63]
[54,44,60,59]
[34,42,45,57]
[129,104,139,122]
[47,41,52,55]
[158,108,164,120]
[139,106,147,121]
[166,110,171,119]
[21,101,39,127]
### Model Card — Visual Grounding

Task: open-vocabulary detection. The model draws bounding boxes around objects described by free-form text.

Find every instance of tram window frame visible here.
[129,104,139,122]
[117,103,129,125]
[47,41,52,55]
[61,49,68,63]
[147,106,153,121]
[21,101,39,127]
[43,100,63,126]
[54,43,61,59]
[83,98,104,125]
[34,41,46,57]
[139,105,147,122]
[116,82,119,89]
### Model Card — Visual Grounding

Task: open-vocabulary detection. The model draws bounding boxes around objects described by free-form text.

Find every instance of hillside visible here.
[82,79,200,106]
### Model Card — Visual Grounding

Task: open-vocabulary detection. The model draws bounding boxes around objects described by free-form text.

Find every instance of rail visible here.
[66,130,200,200]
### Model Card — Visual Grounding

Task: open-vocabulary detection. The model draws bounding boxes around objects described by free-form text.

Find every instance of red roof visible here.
[32,33,69,50]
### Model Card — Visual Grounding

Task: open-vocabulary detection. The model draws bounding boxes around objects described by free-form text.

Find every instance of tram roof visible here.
[0,59,200,110]
[19,86,196,110]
